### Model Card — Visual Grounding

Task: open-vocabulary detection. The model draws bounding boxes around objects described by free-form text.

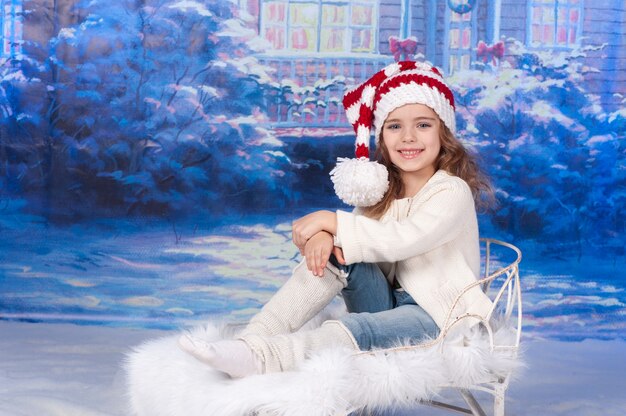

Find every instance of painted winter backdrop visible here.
[0,0,624,342]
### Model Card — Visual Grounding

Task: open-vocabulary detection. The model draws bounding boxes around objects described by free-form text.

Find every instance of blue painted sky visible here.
[0,0,624,337]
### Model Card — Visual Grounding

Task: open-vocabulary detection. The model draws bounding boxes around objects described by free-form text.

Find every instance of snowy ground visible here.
[0,321,625,416]
[1,219,625,415]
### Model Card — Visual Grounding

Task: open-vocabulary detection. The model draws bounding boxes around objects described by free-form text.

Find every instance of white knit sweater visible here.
[335,170,493,331]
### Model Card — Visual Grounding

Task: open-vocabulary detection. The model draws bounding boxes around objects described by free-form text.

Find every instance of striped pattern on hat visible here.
[342,61,455,160]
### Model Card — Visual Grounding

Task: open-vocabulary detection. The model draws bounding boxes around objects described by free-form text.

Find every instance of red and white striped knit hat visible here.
[330,61,456,207]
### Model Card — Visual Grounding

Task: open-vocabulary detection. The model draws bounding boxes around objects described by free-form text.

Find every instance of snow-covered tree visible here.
[2,0,294,219]
[453,39,625,260]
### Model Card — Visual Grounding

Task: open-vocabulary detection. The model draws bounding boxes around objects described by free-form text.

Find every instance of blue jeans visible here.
[330,257,439,350]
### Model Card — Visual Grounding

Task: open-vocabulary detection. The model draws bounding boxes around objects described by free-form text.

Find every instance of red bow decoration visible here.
[477,41,505,65]
[389,36,418,62]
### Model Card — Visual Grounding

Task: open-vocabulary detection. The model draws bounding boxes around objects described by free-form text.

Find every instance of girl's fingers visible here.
[301,231,333,277]
[313,248,321,276]
[333,247,346,265]
[306,247,322,276]
[317,248,330,277]
[319,251,327,276]
[309,248,318,277]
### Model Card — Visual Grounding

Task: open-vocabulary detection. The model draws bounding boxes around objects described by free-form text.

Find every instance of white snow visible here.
[167,1,213,17]
[217,19,257,39]
[1,220,625,414]
[0,322,625,416]
[58,28,77,40]
[587,134,615,145]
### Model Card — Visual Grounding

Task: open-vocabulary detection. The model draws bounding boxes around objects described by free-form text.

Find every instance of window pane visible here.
[290,3,318,26]
[14,19,22,39]
[449,28,460,49]
[557,26,567,44]
[543,6,554,23]
[529,1,583,47]
[263,1,286,23]
[462,28,471,49]
[569,27,577,44]
[449,55,457,72]
[543,24,554,43]
[531,24,541,44]
[351,28,373,52]
[352,5,373,26]
[320,27,345,52]
[266,27,286,49]
[290,27,316,51]
[261,0,377,53]
[461,54,470,69]
[322,5,346,25]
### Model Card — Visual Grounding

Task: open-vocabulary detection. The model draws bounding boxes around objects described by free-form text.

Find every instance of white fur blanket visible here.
[125,312,522,416]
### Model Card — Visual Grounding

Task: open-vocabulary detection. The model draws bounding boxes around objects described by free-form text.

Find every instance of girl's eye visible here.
[386,123,401,130]
[417,123,431,128]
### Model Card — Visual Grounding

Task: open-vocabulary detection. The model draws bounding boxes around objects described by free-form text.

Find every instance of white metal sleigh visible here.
[347,238,524,416]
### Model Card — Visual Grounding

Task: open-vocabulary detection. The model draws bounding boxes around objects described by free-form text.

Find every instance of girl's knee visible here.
[338,313,376,350]
[343,262,385,287]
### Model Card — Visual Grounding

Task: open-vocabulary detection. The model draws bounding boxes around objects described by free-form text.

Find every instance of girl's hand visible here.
[292,210,337,252]
[303,231,334,277]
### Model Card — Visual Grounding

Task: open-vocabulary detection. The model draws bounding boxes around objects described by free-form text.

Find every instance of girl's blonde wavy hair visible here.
[362,121,495,220]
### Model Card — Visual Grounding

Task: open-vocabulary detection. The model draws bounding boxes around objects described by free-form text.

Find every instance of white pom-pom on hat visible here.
[330,158,389,207]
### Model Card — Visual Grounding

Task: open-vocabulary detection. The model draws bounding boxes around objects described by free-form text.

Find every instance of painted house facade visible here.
[2,0,624,126]
[238,0,625,127]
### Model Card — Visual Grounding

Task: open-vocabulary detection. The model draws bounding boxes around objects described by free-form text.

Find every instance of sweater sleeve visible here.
[336,179,474,265]
[333,206,364,248]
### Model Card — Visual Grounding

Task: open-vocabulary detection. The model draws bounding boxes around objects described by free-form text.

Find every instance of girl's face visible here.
[381,103,441,187]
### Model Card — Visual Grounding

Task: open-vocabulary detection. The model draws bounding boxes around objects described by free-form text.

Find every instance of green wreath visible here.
[447,0,476,14]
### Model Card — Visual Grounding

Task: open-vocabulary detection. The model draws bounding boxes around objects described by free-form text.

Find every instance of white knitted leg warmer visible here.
[177,336,263,378]
[241,320,358,373]
[239,260,348,338]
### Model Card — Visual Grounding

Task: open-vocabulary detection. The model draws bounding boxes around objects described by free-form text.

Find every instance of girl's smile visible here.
[397,148,424,158]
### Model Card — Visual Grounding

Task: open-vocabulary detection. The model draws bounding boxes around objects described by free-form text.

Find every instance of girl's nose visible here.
[402,129,417,142]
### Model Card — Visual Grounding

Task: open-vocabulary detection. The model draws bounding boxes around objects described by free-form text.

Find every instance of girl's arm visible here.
[337,180,475,265]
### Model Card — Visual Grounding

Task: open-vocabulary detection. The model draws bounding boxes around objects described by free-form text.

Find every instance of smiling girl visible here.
[179,61,495,378]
